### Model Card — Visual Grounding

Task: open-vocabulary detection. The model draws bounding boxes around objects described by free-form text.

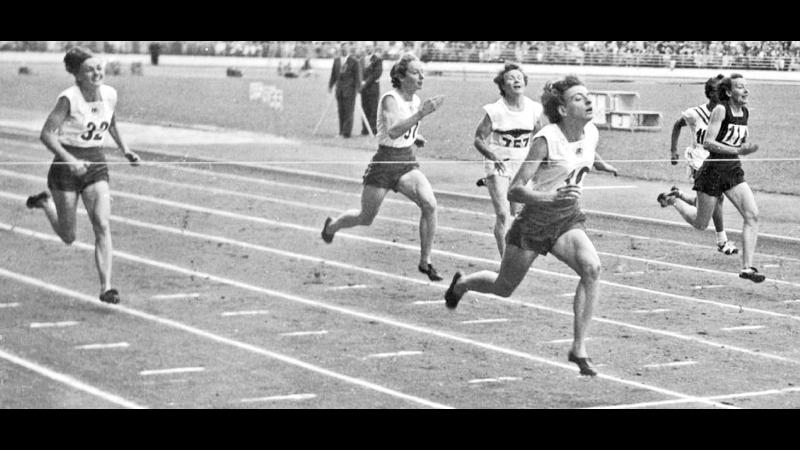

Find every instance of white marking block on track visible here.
[75,342,130,350]
[365,351,422,359]
[240,393,316,403]
[140,367,205,376]
[30,321,78,328]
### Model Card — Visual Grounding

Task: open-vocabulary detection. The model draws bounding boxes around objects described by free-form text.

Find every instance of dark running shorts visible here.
[362,145,420,192]
[692,159,745,197]
[47,145,109,193]
[506,200,586,256]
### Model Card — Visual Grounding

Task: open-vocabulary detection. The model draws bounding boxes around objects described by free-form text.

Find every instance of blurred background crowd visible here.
[4,41,800,71]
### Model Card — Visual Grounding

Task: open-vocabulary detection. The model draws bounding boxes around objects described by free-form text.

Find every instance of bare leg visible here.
[82,182,113,295]
[451,244,538,298]
[671,190,717,230]
[486,175,513,257]
[326,184,389,234]
[42,189,79,244]
[711,197,725,233]
[724,182,759,269]
[396,169,438,267]
[551,228,602,359]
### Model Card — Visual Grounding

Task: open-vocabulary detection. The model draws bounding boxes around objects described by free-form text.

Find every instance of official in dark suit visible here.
[360,42,383,135]
[328,42,362,138]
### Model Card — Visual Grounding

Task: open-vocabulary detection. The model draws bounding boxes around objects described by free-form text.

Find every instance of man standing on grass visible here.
[360,41,383,136]
[328,42,363,138]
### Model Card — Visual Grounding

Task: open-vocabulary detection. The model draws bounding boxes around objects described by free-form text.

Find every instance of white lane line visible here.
[413,300,444,305]
[460,318,509,324]
[545,338,594,344]
[325,284,369,291]
[240,393,317,403]
[0,302,20,308]
[364,351,423,359]
[693,285,727,289]
[0,266,451,409]
[643,361,698,369]
[4,165,800,286]
[783,300,800,304]
[140,367,205,376]
[721,325,765,332]
[633,309,672,314]
[151,293,200,300]
[3,201,797,369]
[763,264,780,268]
[621,271,645,276]
[30,321,79,328]
[279,330,329,337]
[16,238,739,408]
[220,310,270,317]
[468,377,522,384]
[558,293,574,297]
[589,386,800,409]
[4,147,800,262]
[75,342,130,350]
[0,204,766,407]
[0,346,145,408]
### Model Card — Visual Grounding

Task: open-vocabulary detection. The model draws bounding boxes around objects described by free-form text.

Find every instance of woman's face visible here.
[502,69,526,96]
[401,60,424,92]
[728,77,749,106]
[561,84,593,121]
[76,57,105,87]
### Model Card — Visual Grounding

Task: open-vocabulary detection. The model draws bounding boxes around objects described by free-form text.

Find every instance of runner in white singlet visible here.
[445,76,618,377]
[473,63,546,256]
[26,46,140,304]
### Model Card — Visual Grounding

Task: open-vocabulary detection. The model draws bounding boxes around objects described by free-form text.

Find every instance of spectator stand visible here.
[588,90,662,132]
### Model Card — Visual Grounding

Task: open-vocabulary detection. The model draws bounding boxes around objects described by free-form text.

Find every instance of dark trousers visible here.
[336,88,356,137]
[361,84,379,135]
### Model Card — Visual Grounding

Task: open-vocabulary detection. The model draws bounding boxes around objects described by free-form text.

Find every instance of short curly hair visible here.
[705,74,725,100]
[541,75,584,124]
[493,63,528,97]
[63,46,94,76]
[390,53,419,88]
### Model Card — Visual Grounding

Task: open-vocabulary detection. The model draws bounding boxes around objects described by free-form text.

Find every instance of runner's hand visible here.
[555,184,582,201]
[670,149,679,165]
[420,95,445,116]
[124,151,141,167]
[69,160,89,177]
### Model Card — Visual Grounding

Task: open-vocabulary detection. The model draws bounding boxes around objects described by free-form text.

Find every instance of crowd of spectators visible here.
[4,41,800,71]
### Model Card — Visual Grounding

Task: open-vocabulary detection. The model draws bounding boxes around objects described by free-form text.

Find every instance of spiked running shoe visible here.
[444,271,464,309]
[26,191,50,209]
[568,351,597,376]
[717,240,739,255]
[99,289,120,304]
[321,217,334,244]
[656,190,677,208]
[739,267,766,283]
[476,177,487,187]
[419,263,443,282]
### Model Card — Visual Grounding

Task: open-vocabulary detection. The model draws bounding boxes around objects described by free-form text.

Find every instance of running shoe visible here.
[418,263,443,282]
[26,191,50,209]
[99,289,120,304]
[717,241,739,255]
[476,177,487,187]
[444,271,464,309]
[568,351,597,376]
[739,267,766,283]
[656,190,677,207]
